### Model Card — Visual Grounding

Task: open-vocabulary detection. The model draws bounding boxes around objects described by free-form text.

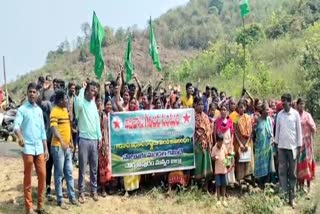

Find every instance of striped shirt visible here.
[50,106,71,147]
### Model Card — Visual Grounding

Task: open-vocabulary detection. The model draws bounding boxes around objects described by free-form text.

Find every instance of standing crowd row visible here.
[14,68,317,214]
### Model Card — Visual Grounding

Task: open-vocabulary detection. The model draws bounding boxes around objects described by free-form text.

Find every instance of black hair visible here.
[281,93,292,103]
[297,98,304,105]
[128,83,136,90]
[129,96,137,103]
[219,103,228,111]
[38,76,45,83]
[104,96,112,106]
[220,91,226,96]
[211,87,218,94]
[53,78,58,83]
[254,98,261,107]
[54,89,66,104]
[75,85,81,91]
[193,87,199,98]
[205,85,210,91]
[238,100,246,107]
[186,82,192,91]
[27,82,37,91]
[68,81,76,89]
[57,79,65,89]
[95,94,103,101]
[85,81,96,93]
[193,96,202,105]
[216,133,224,142]
[110,80,117,87]
[259,102,269,114]
[90,81,100,91]
[147,85,153,93]
[208,103,216,110]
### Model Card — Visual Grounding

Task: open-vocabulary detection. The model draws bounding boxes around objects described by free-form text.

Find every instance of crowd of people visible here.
[13,66,317,214]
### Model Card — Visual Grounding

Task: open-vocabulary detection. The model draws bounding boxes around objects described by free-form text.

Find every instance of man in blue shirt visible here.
[14,83,49,214]
[75,81,102,204]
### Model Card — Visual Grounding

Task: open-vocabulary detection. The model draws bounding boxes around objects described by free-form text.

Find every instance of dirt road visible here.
[0,141,21,157]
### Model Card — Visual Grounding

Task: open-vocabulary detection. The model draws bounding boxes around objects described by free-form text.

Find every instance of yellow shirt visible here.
[214,110,221,119]
[229,111,239,124]
[50,106,71,147]
[181,95,194,108]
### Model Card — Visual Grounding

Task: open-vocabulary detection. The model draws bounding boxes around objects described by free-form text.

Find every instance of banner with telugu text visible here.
[109,109,195,176]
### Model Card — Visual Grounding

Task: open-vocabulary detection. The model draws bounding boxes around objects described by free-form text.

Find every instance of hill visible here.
[7,0,292,97]
[164,0,320,117]
[7,0,320,118]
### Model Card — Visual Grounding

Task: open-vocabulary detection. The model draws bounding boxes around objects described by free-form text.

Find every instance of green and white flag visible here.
[239,0,250,18]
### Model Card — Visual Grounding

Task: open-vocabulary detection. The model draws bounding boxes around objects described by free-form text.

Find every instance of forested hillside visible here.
[166,0,320,116]
[8,0,320,116]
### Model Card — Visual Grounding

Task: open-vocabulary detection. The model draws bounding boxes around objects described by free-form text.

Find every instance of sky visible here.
[0,0,189,83]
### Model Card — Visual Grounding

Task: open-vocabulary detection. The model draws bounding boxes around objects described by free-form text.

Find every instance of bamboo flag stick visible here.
[2,56,9,108]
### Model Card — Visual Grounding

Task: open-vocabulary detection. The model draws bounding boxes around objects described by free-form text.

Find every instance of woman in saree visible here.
[119,97,141,195]
[194,97,214,190]
[234,101,254,182]
[296,98,317,192]
[228,98,238,124]
[98,97,113,197]
[167,99,190,191]
[214,104,236,184]
[253,103,275,188]
[114,73,141,195]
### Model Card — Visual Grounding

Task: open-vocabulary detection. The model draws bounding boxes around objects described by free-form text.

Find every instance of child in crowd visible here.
[212,133,228,207]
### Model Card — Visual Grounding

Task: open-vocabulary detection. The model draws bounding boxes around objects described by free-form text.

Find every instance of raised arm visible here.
[115,72,124,112]
[154,77,164,92]
[133,74,142,100]
[142,81,151,93]
[75,81,87,116]
[120,65,126,93]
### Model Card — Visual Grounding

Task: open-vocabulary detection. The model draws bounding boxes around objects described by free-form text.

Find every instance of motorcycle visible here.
[0,107,17,141]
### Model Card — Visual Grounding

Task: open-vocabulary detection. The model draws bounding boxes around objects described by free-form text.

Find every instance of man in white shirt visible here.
[275,93,302,208]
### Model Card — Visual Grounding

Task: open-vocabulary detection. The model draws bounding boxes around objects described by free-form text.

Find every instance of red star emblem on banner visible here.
[112,117,122,130]
[183,113,190,123]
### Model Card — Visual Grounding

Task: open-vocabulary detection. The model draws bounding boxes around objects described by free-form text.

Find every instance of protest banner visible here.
[109,109,195,176]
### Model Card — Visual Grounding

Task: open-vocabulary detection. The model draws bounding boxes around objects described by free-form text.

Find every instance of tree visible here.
[301,23,320,118]
[115,27,126,42]
[102,26,115,47]
[79,47,88,63]
[81,22,91,41]
[76,36,84,49]
[236,23,265,46]
[208,0,224,14]
[63,39,70,52]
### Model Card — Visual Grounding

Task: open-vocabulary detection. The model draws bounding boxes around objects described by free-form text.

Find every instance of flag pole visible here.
[242,17,246,92]
[2,56,9,108]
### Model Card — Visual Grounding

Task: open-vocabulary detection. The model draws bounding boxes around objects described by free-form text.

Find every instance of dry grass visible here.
[0,155,319,214]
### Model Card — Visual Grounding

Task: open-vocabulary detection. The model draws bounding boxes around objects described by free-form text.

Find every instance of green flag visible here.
[125,33,133,82]
[149,17,162,72]
[90,11,105,80]
[239,0,250,18]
